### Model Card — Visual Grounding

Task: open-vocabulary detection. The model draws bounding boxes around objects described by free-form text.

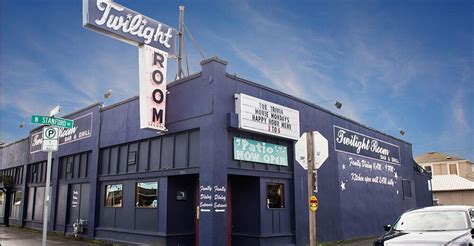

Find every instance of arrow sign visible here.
[31,115,74,129]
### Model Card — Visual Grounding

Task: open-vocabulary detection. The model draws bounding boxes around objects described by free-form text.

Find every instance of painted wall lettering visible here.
[30,113,93,154]
[333,125,401,165]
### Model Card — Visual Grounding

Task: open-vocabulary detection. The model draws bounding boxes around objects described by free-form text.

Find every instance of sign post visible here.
[41,126,59,246]
[306,131,316,246]
[296,131,328,246]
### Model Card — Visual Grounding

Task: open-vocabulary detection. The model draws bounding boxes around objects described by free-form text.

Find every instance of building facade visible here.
[0,57,432,245]
[416,152,474,206]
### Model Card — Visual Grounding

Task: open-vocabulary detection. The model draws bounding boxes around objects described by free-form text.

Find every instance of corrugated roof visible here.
[415,152,465,163]
[432,175,474,191]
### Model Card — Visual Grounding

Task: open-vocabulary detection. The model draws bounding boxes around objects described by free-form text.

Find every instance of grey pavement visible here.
[0,226,98,246]
[0,225,377,246]
[320,236,377,246]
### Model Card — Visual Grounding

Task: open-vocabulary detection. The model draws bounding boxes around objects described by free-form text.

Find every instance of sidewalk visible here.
[320,236,377,246]
[0,225,377,246]
[0,226,98,246]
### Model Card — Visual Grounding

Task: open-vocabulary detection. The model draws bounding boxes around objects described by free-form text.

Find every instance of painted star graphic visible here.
[394,172,398,179]
[342,164,346,170]
[340,181,346,191]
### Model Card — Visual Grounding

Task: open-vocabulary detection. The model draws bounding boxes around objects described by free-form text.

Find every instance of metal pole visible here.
[42,150,52,246]
[307,131,316,246]
[176,5,185,80]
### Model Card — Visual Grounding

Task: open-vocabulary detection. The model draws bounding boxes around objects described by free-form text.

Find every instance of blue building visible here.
[0,57,432,245]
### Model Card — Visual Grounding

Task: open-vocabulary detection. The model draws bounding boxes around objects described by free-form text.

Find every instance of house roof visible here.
[432,175,474,191]
[415,152,466,164]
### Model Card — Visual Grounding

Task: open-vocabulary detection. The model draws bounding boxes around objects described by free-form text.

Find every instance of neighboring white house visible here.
[430,175,474,205]
[415,152,474,206]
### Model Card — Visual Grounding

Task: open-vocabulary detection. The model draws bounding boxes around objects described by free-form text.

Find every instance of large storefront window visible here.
[267,183,284,209]
[136,182,158,208]
[14,191,22,206]
[105,184,123,208]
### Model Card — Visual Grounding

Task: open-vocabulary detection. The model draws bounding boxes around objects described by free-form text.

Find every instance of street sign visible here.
[309,195,318,212]
[42,127,59,151]
[295,131,329,170]
[313,131,328,169]
[31,115,74,129]
[295,132,308,169]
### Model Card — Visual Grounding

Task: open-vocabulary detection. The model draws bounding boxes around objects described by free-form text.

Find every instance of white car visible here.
[374,205,474,246]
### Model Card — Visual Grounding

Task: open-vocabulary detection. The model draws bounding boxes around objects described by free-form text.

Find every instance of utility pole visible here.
[307,131,316,246]
[176,5,185,80]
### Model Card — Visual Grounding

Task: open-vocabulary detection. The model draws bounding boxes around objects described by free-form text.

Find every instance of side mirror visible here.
[383,225,392,231]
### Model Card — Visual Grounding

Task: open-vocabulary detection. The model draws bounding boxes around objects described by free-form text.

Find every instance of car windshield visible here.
[393,211,469,231]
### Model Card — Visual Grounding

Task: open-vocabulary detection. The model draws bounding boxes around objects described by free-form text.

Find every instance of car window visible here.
[393,211,469,231]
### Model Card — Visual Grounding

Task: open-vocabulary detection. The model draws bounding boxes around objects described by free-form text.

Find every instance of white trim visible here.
[423,164,433,175]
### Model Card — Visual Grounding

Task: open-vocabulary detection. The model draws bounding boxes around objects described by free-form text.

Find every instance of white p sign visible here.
[42,126,59,151]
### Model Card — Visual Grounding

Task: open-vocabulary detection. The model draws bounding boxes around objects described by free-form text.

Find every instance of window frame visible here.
[402,179,412,200]
[423,165,432,175]
[448,163,459,175]
[135,181,158,209]
[266,182,285,209]
[105,183,123,208]
[128,150,137,165]
[13,190,22,206]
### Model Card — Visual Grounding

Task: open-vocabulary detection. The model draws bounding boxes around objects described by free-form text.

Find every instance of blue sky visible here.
[1,0,472,160]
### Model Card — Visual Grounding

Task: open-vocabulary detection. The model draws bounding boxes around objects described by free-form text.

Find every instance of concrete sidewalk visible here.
[0,225,377,246]
[0,226,98,246]
[320,236,377,246]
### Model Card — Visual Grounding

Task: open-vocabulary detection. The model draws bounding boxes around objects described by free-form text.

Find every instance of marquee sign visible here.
[30,113,93,154]
[333,125,401,165]
[83,0,177,55]
[139,46,168,131]
[83,0,176,131]
[233,137,288,166]
[235,93,300,140]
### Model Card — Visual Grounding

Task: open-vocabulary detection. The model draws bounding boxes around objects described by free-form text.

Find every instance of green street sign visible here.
[31,115,74,129]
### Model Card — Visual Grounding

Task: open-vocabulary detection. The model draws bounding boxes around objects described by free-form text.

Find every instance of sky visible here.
[0,0,473,160]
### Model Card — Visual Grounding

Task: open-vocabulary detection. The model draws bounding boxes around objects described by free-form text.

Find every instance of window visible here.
[0,191,3,205]
[136,182,158,208]
[105,184,123,207]
[66,162,73,174]
[128,151,137,165]
[449,164,458,175]
[424,166,432,175]
[267,183,284,209]
[14,191,22,206]
[402,180,412,199]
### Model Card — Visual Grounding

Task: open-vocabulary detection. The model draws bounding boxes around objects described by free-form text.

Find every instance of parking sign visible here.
[42,126,59,151]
